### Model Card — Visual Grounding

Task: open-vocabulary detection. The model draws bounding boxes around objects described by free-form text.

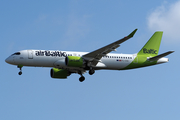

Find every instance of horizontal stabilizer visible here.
[148,51,174,61]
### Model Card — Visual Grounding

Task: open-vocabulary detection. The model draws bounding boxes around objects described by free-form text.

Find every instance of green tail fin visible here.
[138,31,163,57]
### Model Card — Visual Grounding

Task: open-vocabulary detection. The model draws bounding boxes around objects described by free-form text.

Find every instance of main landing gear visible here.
[89,68,95,75]
[79,76,85,82]
[17,65,23,75]
[78,68,95,82]
[78,71,85,82]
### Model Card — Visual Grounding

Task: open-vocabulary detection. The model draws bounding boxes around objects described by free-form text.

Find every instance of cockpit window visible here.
[11,52,21,56]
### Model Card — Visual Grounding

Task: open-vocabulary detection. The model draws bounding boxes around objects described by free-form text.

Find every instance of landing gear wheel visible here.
[18,71,22,75]
[17,65,23,75]
[89,69,95,75]
[79,76,85,82]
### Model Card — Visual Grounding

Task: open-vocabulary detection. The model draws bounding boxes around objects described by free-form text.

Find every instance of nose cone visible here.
[5,57,14,64]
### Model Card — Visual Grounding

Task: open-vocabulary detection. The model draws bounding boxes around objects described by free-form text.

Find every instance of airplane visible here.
[5,29,174,82]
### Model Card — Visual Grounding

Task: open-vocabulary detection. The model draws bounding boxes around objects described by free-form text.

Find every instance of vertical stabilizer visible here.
[138,32,163,57]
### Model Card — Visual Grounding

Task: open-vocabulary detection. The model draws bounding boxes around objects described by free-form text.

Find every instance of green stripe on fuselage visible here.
[121,55,157,70]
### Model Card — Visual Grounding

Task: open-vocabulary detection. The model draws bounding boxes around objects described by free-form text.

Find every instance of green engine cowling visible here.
[65,56,84,67]
[50,68,69,79]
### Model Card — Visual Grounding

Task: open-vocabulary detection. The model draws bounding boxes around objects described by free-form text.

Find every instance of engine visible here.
[65,56,84,67]
[50,68,70,79]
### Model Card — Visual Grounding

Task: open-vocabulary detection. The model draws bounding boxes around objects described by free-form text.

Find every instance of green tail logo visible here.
[138,31,163,57]
[143,48,157,54]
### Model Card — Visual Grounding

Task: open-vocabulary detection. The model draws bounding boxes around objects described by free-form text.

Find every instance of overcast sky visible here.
[1,0,180,120]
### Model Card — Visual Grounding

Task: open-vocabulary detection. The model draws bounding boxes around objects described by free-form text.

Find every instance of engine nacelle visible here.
[65,56,84,67]
[50,68,69,79]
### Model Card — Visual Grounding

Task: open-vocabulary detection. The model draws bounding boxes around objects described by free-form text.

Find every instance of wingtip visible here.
[127,29,138,38]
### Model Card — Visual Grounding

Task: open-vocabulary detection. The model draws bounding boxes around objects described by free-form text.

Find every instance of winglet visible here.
[127,29,138,38]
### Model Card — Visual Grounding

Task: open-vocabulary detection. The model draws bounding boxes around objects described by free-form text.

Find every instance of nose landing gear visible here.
[18,71,22,75]
[17,65,23,75]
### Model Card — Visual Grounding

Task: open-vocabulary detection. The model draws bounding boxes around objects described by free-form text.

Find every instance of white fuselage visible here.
[5,49,169,72]
[6,50,135,70]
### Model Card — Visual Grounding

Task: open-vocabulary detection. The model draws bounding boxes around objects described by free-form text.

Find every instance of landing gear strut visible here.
[17,65,23,75]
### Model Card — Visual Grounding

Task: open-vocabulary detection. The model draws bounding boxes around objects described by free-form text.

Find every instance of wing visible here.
[82,29,138,66]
